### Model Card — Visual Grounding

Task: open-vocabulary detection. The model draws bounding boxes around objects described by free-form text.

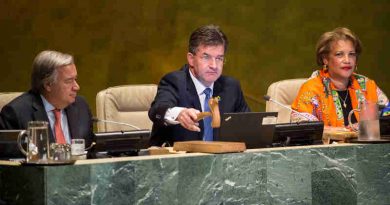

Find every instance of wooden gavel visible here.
[195,97,221,128]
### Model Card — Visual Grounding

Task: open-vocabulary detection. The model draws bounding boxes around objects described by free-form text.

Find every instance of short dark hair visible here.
[316,27,362,66]
[188,25,228,54]
[31,50,74,94]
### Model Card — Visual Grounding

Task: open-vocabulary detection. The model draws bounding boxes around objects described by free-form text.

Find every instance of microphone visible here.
[92,117,142,131]
[263,95,315,122]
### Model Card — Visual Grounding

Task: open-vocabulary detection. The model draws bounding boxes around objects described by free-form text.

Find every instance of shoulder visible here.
[214,75,244,99]
[352,73,375,85]
[302,76,322,86]
[353,73,370,80]
[158,65,191,91]
[351,73,379,91]
[216,75,241,87]
[300,75,323,90]
[162,64,188,80]
[294,73,325,99]
[66,96,92,118]
[0,92,38,127]
[3,91,37,110]
[73,95,90,108]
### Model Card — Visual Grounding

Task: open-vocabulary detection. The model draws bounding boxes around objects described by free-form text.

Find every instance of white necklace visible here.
[338,91,349,108]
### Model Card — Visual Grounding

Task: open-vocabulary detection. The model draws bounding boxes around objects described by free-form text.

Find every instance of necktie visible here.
[203,88,213,141]
[53,109,66,144]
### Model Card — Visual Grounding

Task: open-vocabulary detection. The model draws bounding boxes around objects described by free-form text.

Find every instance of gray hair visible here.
[31,50,74,93]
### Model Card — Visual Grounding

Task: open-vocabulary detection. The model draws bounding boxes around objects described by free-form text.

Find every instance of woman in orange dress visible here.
[291,27,388,128]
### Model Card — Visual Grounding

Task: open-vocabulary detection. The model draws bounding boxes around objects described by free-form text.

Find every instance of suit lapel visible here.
[213,79,223,97]
[213,78,224,114]
[185,66,202,111]
[184,66,204,138]
[211,78,224,140]
[31,94,55,143]
[65,104,79,139]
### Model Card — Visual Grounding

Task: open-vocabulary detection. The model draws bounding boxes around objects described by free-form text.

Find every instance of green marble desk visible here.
[0,143,389,205]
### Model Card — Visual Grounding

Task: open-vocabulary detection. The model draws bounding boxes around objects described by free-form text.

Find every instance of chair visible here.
[0,92,23,111]
[96,84,158,132]
[265,79,307,123]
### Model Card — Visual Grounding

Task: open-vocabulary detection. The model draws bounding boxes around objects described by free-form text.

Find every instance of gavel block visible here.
[173,141,246,153]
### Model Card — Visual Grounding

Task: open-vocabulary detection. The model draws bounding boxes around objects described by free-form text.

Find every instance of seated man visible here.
[0,50,94,147]
[149,25,250,146]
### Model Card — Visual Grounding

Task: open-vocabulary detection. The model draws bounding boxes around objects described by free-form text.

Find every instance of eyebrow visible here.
[64,76,77,81]
[201,52,224,57]
[335,51,355,53]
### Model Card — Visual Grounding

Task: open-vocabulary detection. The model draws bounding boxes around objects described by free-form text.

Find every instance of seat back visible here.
[265,79,307,123]
[96,84,157,132]
[0,92,23,111]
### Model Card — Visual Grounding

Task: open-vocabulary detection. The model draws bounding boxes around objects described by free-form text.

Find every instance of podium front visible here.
[1,143,389,204]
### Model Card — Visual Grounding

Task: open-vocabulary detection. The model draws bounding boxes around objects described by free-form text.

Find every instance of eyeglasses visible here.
[193,53,225,65]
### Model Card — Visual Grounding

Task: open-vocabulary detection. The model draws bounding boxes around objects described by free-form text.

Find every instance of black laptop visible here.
[380,116,390,137]
[273,121,324,146]
[0,130,25,159]
[216,112,278,149]
[93,130,151,154]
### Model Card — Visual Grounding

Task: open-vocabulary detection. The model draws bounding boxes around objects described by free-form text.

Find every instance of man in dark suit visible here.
[149,25,250,146]
[0,50,94,147]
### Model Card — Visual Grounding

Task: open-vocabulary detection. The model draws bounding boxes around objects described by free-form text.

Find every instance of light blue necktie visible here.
[203,88,213,141]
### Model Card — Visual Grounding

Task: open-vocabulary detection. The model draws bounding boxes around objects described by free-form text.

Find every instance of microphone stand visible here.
[263,95,313,123]
[93,118,142,131]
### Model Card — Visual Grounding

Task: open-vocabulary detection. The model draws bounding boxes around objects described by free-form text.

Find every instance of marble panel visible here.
[355,144,390,205]
[46,165,91,205]
[266,148,312,204]
[311,146,357,205]
[1,144,389,205]
[0,166,45,205]
[220,152,268,205]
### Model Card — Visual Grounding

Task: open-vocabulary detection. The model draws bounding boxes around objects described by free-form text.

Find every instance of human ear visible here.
[322,57,328,66]
[187,52,194,67]
[43,81,52,92]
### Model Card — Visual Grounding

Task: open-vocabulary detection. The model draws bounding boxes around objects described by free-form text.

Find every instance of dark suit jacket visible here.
[148,64,250,146]
[0,91,94,147]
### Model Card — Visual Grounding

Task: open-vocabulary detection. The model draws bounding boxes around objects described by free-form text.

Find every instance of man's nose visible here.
[208,57,217,68]
[73,81,80,90]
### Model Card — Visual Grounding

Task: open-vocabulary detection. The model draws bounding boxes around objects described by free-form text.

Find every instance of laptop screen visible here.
[216,112,278,149]
[0,130,25,159]
[380,116,390,137]
[273,121,324,146]
[93,130,151,154]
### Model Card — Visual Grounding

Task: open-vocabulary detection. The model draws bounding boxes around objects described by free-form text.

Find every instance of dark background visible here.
[1,0,389,113]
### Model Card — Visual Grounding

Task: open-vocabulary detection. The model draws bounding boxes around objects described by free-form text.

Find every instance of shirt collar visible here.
[189,69,214,95]
[40,95,56,112]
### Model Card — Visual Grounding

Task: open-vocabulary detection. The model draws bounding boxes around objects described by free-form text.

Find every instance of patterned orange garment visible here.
[291,69,389,127]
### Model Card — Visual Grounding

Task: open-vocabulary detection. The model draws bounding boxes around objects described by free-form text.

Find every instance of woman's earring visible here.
[323,64,328,71]
[355,65,358,71]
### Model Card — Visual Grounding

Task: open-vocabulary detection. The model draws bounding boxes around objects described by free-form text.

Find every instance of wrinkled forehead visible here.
[56,64,77,77]
[194,44,225,56]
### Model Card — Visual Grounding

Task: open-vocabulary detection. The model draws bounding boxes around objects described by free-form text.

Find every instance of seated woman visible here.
[291,27,389,128]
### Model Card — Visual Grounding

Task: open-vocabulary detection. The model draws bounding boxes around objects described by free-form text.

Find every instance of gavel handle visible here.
[196,112,212,121]
[195,96,221,128]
